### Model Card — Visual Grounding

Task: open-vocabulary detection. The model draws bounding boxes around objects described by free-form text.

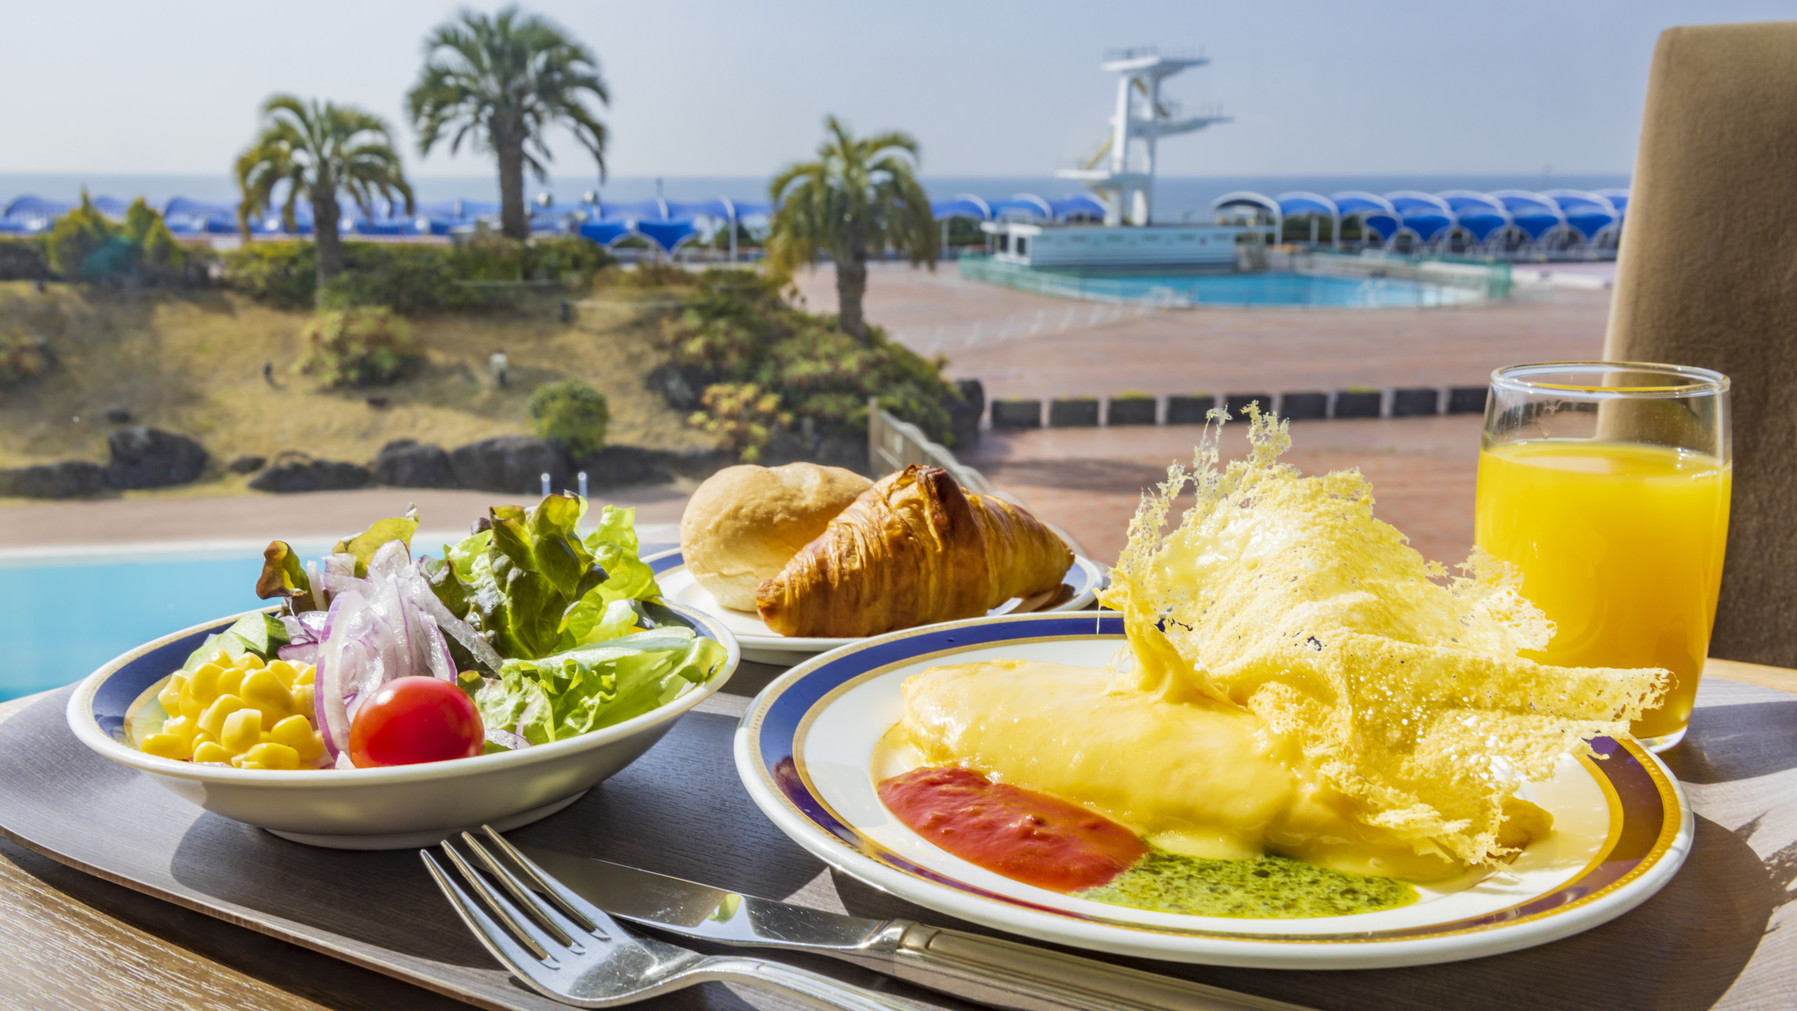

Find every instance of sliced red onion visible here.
[484,727,530,751]
[278,642,320,665]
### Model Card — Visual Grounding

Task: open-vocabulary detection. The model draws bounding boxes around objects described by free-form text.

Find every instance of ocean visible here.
[0,172,1630,222]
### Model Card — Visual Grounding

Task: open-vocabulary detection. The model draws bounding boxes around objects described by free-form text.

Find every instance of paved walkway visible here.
[967,415,1485,567]
[0,486,690,554]
[791,262,1611,399]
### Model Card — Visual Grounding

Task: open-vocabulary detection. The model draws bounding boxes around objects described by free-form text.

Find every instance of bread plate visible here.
[645,548,1104,665]
[733,612,1693,969]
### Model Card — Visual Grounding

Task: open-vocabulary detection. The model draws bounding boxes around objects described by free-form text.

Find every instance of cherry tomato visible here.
[348,676,484,768]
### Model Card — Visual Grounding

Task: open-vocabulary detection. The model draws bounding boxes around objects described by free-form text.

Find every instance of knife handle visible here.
[875,924,1312,1011]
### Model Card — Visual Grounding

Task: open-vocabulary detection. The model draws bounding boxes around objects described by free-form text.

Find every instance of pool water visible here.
[1,553,268,702]
[1030,269,1477,307]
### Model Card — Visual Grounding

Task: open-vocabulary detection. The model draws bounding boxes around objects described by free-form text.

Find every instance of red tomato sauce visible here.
[877,767,1147,892]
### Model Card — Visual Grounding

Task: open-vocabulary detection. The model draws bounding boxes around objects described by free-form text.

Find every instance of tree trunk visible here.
[836,245,869,341]
[497,132,529,241]
[313,189,343,296]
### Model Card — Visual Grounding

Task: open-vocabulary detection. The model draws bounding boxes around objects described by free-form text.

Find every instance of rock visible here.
[646,364,702,411]
[227,455,267,474]
[578,445,672,488]
[104,408,132,425]
[104,426,207,489]
[374,439,454,488]
[249,453,370,493]
[0,461,106,498]
[948,378,985,449]
[656,446,735,479]
[449,436,572,494]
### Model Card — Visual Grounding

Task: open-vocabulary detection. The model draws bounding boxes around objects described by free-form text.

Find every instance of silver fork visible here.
[424,826,927,1010]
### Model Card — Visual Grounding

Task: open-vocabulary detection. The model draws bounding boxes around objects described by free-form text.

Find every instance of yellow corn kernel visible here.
[198,694,244,739]
[235,742,301,770]
[215,664,246,697]
[156,674,185,713]
[269,714,324,763]
[192,740,231,764]
[239,668,290,723]
[159,715,200,743]
[185,661,225,704]
[290,682,315,717]
[232,652,258,670]
[220,709,263,754]
[265,659,297,687]
[192,730,216,748]
[294,664,315,687]
[140,733,193,761]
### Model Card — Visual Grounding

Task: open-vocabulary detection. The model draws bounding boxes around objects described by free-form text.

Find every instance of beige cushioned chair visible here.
[1606,22,1797,668]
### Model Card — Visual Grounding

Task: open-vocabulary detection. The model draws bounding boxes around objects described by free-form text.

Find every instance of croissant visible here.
[756,465,1074,638]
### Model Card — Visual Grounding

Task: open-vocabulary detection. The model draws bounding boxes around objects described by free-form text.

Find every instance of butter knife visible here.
[522,846,1309,1011]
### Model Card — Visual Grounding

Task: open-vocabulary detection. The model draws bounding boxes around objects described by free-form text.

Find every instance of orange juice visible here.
[1475,440,1730,743]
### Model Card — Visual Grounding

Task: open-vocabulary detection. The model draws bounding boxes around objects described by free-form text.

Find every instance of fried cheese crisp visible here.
[1099,409,1666,866]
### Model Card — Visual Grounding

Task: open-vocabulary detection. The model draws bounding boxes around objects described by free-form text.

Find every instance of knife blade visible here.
[522,846,1310,1011]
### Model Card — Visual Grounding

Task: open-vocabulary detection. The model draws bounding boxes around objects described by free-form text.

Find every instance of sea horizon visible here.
[0,172,1631,221]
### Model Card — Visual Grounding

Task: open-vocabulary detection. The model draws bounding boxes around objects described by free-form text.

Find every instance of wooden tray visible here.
[3,674,1795,1010]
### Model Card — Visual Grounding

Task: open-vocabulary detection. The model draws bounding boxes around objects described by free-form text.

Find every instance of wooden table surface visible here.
[3,656,1795,1011]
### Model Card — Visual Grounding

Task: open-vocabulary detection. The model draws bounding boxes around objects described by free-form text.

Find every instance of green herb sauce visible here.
[1077,846,1418,918]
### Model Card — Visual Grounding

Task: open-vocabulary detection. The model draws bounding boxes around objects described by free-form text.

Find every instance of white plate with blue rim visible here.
[732,611,1694,969]
[643,547,1105,665]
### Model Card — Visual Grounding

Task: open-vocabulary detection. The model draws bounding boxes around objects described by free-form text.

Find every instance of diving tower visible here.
[1057,47,1232,227]
[980,46,1259,271]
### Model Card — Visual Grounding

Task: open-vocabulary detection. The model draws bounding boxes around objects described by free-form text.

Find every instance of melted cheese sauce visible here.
[899,659,1465,881]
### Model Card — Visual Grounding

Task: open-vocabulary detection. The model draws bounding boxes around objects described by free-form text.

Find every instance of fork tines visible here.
[423,825,609,965]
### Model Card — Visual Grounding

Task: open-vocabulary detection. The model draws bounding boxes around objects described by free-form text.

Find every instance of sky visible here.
[0,0,1789,181]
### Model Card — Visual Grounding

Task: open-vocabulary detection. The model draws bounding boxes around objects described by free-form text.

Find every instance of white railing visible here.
[867,399,999,497]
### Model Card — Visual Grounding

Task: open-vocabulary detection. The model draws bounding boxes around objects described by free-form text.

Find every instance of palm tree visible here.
[235,95,413,291]
[407,6,609,241]
[767,116,936,340]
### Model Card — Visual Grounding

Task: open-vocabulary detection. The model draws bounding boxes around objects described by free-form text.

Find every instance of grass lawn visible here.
[0,281,713,483]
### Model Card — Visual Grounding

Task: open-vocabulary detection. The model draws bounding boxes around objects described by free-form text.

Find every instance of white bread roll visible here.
[680,463,872,611]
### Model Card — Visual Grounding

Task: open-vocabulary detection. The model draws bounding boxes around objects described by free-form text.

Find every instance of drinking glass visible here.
[1474,362,1731,751]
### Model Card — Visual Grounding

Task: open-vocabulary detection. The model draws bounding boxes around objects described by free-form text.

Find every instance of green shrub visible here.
[297,307,419,387]
[0,237,52,281]
[227,236,613,310]
[1114,390,1153,400]
[521,236,611,283]
[45,195,196,286]
[626,261,690,288]
[688,383,791,463]
[0,333,53,389]
[528,379,611,459]
[661,269,962,449]
[323,245,475,314]
[222,241,316,308]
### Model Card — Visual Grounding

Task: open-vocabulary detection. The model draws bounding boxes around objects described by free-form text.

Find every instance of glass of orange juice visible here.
[1475,362,1730,751]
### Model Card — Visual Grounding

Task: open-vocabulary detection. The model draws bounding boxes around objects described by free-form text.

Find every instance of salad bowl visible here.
[67,600,739,850]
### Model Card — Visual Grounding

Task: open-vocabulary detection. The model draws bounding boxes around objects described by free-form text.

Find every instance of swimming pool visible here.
[962,260,1481,307]
[0,536,683,702]
[1,551,271,702]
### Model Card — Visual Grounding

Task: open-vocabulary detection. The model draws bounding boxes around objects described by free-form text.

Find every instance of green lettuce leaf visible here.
[254,541,315,612]
[470,628,727,745]
[333,511,419,576]
[182,613,290,673]
[427,494,666,661]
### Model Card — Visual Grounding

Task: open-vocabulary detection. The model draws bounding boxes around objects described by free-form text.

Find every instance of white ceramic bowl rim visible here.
[67,601,740,786]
